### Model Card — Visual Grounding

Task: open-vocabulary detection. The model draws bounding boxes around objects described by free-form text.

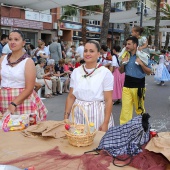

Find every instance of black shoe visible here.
[57,92,62,95]
[113,100,121,105]
[53,92,58,96]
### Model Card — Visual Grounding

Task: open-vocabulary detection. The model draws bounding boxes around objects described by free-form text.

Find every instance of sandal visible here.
[45,94,51,98]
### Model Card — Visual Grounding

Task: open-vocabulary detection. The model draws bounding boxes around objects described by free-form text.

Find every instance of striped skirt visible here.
[0,88,47,121]
[69,99,114,130]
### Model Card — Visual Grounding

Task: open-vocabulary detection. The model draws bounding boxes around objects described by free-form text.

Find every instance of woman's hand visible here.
[8,104,16,114]
[99,123,108,132]
[64,113,69,120]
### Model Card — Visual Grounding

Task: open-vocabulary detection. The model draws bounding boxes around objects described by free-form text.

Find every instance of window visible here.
[86,11,101,26]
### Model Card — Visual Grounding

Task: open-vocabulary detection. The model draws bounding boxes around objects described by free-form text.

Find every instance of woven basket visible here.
[65,104,96,147]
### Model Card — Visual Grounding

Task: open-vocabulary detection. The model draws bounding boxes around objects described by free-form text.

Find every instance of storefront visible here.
[0,16,43,47]
[73,31,100,40]
[0,14,55,47]
[60,21,101,47]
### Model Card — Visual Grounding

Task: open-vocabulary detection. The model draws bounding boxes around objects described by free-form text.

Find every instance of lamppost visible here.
[136,0,148,27]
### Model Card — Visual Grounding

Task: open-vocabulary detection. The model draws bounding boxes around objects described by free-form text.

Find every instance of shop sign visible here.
[25,11,39,21]
[73,31,100,39]
[86,33,100,39]
[25,11,52,23]
[60,22,81,30]
[61,22,101,33]
[86,26,101,33]
[1,17,43,30]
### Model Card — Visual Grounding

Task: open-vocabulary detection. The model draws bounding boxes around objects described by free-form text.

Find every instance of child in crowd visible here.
[119,26,149,66]
[154,50,170,86]
[149,56,158,75]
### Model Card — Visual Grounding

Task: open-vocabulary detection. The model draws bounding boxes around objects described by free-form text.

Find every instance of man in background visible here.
[0,34,8,57]
[119,36,151,125]
[49,37,62,65]
[76,41,84,59]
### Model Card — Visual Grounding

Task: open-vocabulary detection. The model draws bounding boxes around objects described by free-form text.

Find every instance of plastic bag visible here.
[2,110,29,132]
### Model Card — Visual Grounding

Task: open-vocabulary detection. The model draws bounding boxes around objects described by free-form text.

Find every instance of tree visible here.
[160,3,170,49]
[100,0,111,45]
[60,5,102,44]
[143,26,155,45]
[154,0,161,51]
[123,2,132,44]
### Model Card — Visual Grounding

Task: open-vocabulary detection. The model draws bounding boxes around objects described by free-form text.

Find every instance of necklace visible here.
[6,53,29,67]
[82,64,101,78]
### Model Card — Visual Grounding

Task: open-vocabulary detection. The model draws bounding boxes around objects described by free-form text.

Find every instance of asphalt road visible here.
[43,75,170,132]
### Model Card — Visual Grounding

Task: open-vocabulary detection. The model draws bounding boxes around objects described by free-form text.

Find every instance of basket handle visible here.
[71,104,91,134]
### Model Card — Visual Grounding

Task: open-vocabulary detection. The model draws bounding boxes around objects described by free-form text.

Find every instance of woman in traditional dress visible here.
[99,45,112,69]
[154,50,170,86]
[64,40,114,131]
[110,45,125,105]
[0,30,47,120]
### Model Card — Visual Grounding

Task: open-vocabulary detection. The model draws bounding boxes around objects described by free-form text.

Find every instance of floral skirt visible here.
[154,63,170,82]
[0,88,47,120]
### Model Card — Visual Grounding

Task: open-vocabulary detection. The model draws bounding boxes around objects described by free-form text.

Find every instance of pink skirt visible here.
[112,68,125,100]
[0,88,47,120]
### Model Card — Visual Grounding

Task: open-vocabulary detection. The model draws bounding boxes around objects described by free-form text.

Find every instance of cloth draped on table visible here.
[0,146,112,170]
[1,145,169,170]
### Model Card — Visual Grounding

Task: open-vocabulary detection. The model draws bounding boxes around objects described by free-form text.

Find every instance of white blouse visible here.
[37,50,46,56]
[111,55,119,67]
[70,65,114,101]
[1,55,28,88]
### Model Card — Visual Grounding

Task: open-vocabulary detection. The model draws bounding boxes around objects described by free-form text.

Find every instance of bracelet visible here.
[64,112,70,116]
[10,102,17,107]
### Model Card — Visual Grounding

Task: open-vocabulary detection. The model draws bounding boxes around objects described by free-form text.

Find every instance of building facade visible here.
[0,4,58,47]
[0,4,124,49]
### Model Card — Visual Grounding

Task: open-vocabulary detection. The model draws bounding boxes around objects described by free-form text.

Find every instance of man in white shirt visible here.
[2,43,12,56]
[76,41,84,59]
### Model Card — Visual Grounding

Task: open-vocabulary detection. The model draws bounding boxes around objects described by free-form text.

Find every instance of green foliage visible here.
[60,6,77,21]
[143,26,155,36]
[83,5,103,12]
[160,3,170,19]
[60,5,102,21]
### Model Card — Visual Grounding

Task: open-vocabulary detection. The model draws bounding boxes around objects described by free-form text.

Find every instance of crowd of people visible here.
[0,25,170,131]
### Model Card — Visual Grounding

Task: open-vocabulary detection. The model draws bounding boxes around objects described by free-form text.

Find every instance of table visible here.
[0,129,137,170]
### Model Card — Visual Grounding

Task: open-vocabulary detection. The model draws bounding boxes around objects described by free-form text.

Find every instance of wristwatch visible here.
[10,102,17,107]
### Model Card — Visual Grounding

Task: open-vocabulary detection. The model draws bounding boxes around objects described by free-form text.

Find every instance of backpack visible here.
[85,113,150,167]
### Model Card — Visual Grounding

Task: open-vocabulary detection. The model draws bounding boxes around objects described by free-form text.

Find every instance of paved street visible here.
[43,75,170,132]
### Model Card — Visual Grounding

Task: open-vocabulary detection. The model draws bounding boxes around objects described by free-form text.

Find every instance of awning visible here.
[159,28,170,32]
[135,20,170,27]
[0,0,82,11]
[82,8,158,23]
[0,0,133,11]
[74,0,133,7]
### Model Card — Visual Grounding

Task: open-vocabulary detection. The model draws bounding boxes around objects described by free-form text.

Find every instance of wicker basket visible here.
[65,104,96,147]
